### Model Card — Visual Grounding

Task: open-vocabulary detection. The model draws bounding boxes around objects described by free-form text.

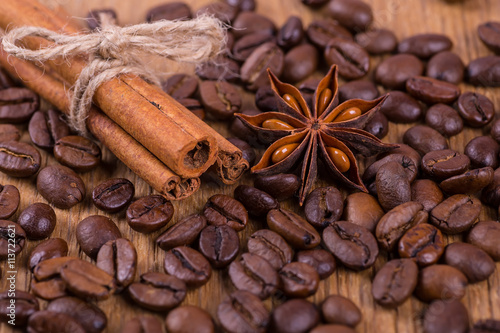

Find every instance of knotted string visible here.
[1,15,227,134]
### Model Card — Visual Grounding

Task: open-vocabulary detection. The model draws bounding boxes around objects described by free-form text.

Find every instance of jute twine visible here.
[1,15,227,135]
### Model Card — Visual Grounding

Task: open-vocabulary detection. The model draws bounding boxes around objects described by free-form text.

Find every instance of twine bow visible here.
[1,15,227,134]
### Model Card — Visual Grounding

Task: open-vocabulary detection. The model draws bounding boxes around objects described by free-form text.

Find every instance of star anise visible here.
[235,65,398,204]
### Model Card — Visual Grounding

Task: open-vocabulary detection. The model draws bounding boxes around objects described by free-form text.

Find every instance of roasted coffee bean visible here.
[0,184,19,219]
[37,165,85,209]
[267,208,320,250]
[406,76,460,104]
[27,310,85,333]
[372,259,418,308]
[120,316,164,333]
[423,300,469,333]
[478,21,500,54]
[241,43,284,91]
[403,125,449,156]
[60,259,116,300]
[156,214,206,250]
[467,221,500,261]
[482,167,500,207]
[321,295,361,327]
[28,238,68,271]
[364,110,389,139]
[254,173,300,201]
[255,86,278,112]
[128,272,186,311]
[96,238,137,290]
[228,252,279,299]
[375,201,427,251]
[422,149,470,180]
[466,55,500,87]
[203,194,248,231]
[86,9,117,30]
[227,137,256,166]
[0,141,41,177]
[343,192,384,232]
[29,110,70,150]
[301,0,328,6]
[225,0,255,11]
[195,2,238,23]
[465,136,499,169]
[425,103,463,136]
[295,249,335,280]
[234,185,279,217]
[279,262,319,297]
[196,55,240,82]
[232,12,276,39]
[270,299,319,333]
[0,68,14,89]
[364,154,419,189]
[303,186,343,228]
[411,179,443,212]
[146,2,191,21]
[306,19,352,49]
[282,44,318,83]
[91,178,134,213]
[164,246,212,287]
[18,203,56,240]
[0,87,39,123]
[47,296,107,333]
[324,38,370,80]
[176,97,205,120]
[415,264,467,301]
[166,305,214,333]
[0,124,20,142]
[398,223,444,266]
[376,161,411,211]
[218,291,269,333]
[440,167,494,194]
[379,91,423,123]
[162,74,198,99]
[398,33,452,59]
[375,54,424,90]
[444,242,495,283]
[457,91,495,127]
[471,319,500,333]
[338,80,379,102]
[355,29,398,55]
[0,291,39,326]
[199,225,239,268]
[491,119,500,143]
[378,144,422,170]
[32,257,75,300]
[0,219,25,260]
[323,221,379,270]
[76,215,121,259]
[430,194,481,234]
[326,0,373,32]
[426,51,465,84]
[277,16,304,49]
[199,81,241,120]
[126,194,174,233]
[247,229,293,270]
[233,33,276,62]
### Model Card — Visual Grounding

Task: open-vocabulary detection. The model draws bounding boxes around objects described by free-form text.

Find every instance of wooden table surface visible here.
[1,0,500,332]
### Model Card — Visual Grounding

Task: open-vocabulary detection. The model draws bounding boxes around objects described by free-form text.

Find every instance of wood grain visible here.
[1,0,499,332]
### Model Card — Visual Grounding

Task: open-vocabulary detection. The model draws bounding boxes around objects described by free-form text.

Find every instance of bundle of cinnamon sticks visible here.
[0,0,248,200]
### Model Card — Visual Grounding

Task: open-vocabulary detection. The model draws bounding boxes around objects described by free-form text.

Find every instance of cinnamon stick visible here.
[0,46,200,200]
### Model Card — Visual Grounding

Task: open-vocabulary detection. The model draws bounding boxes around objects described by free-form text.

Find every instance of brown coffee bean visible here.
[398,33,452,59]
[0,184,19,219]
[379,91,423,123]
[398,223,445,266]
[120,316,164,333]
[47,296,107,333]
[92,178,134,213]
[128,272,186,311]
[0,141,41,178]
[254,173,300,201]
[444,242,495,283]
[0,87,39,123]
[28,238,68,271]
[470,319,500,333]
[27,310,86,333]
[199,81,241,120]
[364,153,419,189]
[491,119,500,143]
[37,165,85,209]
[146,2,191,21]
[323,221,379,270]
[255,86,278,112]
[303,186,343,228]
[162,74,198,99]
[233,33,276,62]
[338,80,379,102]
[321,295,361,327]
[164,246,212,287]
[467,221,500,261]
[376,161,411,211]
[247,229,293,270]
[241,43,284,91]
[270,299,319,333]
[355,29,398,55]
[196,55,240,82]
[406,76,460,104]
[156,214,206,251]
[415,264,467,301]
[234,185,279,217]
[282,44,318,83]
[0,68,14,89]
[364,110,389,139]
[29,110,70,150]
[126,195,174,233]
[375,54,424,90]
[18,202,56,240]
[378,144,422,170]
[403,125,449,156]
[465,136,499,169]
[277,16,304,49]
[203,194,248,231]
[96,238,137,291]
[218,291,269,333]
[76,215,121,259]
[0,124,20,142]
[176,97,205,120]
[60,259,116,300]
[301,0,328,7]
[32,257,75,300]
[54,136,101,172]
[343,192,384,232]
[295,249,336,280]
[466,55,500,87]
[423,299,469,333]
[196,2,238,23]
[0,290,39,327]
[426,51,465,84]
[0,219,25,260]
[440,167,494,194]
[324,38,370,80]
[482,167,500,207]
[422,149,470,180]
[279,262,319,297]
[430,194,481,234]
[267,208,321,250]
[198,225,239,268]
[166,306,214,333]
[425,103,463,136]
[326,0,373,32]
[232,12,276,39]
[87,9,118,30]
[457,91,495,127]
[411,179,443,212]
[227,137,256,166]
[306,19,352,49]
[478,21,500,54]
[372,259,418,308]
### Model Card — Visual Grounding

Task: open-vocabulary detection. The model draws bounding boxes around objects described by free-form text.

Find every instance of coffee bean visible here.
[444,242,495,283]
[164,246,212,287]
[120,316,164,333]
[277,16,304,49]
[492,119,500,143]
[403,125,449,156]
[306,19,352,49]
[423,299,469,333]
[234,185,279,217]
[92,178,134,213]
[196,2,238,23]
[217,291,269,333]
[270,299,319,333]
[364,110,389,139]
[411,179,443,212]
[398,33,452,59]
[76,215,121,259]
[295,249,336,280]
[29,110,70,150]
[415,264,467,301]
[255,86,278,112]
[375,54,424,90]
[465,136,499,169]
[27,310,86,333]
[430,194,481,234]
[47,296,107,333]
[96,238,137,291]
[379,91,423,123]
[225,0,255,11]
[0,87,39,123]
[166,305,215,333]
[228,252,279,299]
[199,225,239,268]
[176,97,205,120]
[478,21,500,54]
[279,261,319,297]
[406,76,460,104]
[199,81,241,120]
[128,272,186,311]
[0,219,25,260]
[247,229,293,270]
[375,201,427,251]
[37,165,85,209]
[426,51,465,84]
[232,33,276,62]
[466,55,500,87]
[457,92,495,127]
[355,29,398,55]
[310,325,357,333]
[156,214,206,251]
[146,2,191,22]
[303,186,343,228]
[466,221,500,261]
[398,223,445,266]
[378,143,422,170]
[0,68,14,89]
[376,161,411,211]
[162,74,198,99]
[481,167,500,207]
[364,154,418,189]
[301,0,328,6]
[227,137,256,166]
[440,167,494,194]
[254,173,300,201]
[321,295,361,327]
[0,290,39,326]
[422,149,470,180]
[470,319,500,333]
[425,103,463,137]
[0,184,19,219]
[126,195,174,233]
[326,0,373,32]
[343,192,384,232]
[338,80,379,102]
[18,203,56,240]
[87,9,118,30]
[282,44,318,83]
[267,208,320,249]
[54,136,101,172]
[0,124,20,142]
[372,259,418,308]
[203,194,248,231]
[232,12,276,39]
[196,55,240,82]
[324,38,370,80]
[32,257,75,300]
[0,141,41,177]
[28,238,68,271]
[241,43,284,91]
